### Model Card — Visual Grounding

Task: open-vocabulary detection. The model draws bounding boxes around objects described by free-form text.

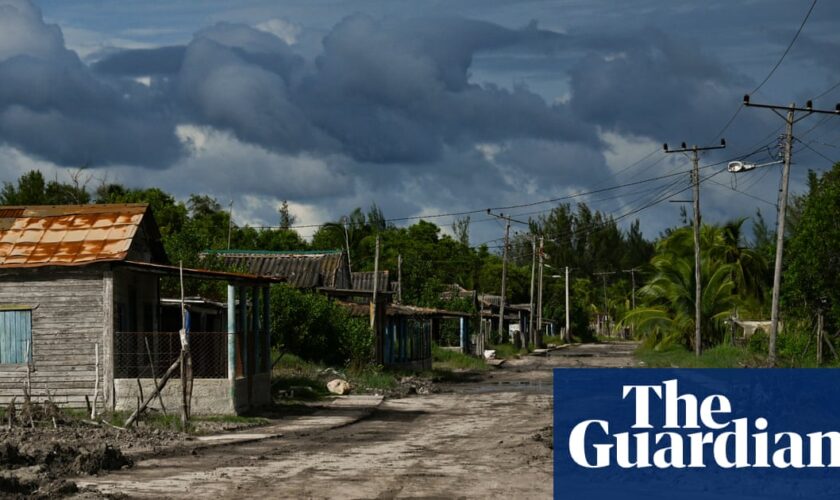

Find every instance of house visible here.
[0,204,278,414]
[336,300,471,371]
[351,270,390,294]
[206,249,352,289]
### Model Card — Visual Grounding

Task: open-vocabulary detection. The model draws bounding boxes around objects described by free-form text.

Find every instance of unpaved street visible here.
[79,342,638,499]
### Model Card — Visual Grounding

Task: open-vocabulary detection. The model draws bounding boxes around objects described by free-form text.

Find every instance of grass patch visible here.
[490,343,528,359]
[348,367,398,391]
[432,345,488,371]
[635,343,765,368]
[195,414,270,425]
[272,352,399,396]
[543,335,567,346]
[272,353,331,400]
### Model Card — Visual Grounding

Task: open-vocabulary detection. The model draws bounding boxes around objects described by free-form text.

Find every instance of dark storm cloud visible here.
[91,45,185,76]
[0,0,182,167]
[86,14,600,165]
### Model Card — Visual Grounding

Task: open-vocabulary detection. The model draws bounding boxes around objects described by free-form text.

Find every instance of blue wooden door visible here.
[0,310,31,364]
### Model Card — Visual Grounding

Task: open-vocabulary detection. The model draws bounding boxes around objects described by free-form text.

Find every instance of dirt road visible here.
[78,342,639,499]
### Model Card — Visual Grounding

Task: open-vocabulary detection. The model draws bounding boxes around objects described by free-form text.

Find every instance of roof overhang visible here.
[119,261,284,285]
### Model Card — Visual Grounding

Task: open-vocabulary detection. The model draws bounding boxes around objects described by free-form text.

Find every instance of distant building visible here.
[205,249,352,289]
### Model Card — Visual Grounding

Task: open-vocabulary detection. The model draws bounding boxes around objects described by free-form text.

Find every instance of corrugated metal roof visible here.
[206,249,351,289]
[338,301,471,318]
[351,271,389,292]
[0,204,160,268]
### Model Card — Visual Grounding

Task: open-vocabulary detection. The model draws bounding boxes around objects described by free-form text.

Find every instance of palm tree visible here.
[622,222,764,350]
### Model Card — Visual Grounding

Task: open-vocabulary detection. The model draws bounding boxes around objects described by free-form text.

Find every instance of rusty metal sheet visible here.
[0,204,149,268]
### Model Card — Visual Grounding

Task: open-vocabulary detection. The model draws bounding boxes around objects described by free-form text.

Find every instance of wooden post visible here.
[371,235,380,329]
[102,270,114,410]
[145,337,167,415]
[178,261,191,426]
[124,357,182,428]
[536,236,544,348]
[529,236,536,347]
[817,311,824,366]
[263,286,271,373]
[397,254,403,305]
[92,343,99,419]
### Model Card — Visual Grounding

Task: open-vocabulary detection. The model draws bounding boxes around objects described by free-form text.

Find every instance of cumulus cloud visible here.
[3,0,809,242]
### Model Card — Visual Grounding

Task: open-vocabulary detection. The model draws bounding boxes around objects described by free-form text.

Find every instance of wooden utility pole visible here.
[817,310,824,366]
[564,266,570,343]
[536,236,544,348]
[623,268,639,338]
[486,210,513,344]
[529,236,536,347]
[397,254,402,304]
[370,234,380,329]
[227,201,234,250]
[593,272,614,337]
[178,261,192,426]
[664,139,726,356]
[744,95,840,363]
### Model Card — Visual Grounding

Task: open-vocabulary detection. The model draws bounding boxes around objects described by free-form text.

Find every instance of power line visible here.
[707,0,817,143]
[750,0,818,95]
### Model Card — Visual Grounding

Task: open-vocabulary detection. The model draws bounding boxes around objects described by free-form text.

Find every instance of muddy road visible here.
[78,342,639,499]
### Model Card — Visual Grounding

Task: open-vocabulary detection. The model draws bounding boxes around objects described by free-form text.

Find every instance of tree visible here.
[278,200,296,230]
[1,170,91,205]
[623,223,763,350]
[451,216,470,246]
[785,164,840,330]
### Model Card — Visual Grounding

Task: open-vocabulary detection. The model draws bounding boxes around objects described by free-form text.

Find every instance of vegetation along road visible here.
[77,342,638,499]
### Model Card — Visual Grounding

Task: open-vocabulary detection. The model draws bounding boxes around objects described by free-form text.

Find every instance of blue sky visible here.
[2,0,839,244]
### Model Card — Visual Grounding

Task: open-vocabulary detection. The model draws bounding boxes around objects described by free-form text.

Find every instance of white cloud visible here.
[255,18,301,45]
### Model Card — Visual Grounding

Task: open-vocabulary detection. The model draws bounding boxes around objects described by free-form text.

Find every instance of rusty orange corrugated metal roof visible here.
[0,204,150,268]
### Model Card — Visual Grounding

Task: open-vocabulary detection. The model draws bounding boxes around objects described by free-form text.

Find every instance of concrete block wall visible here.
[114,378,233,415]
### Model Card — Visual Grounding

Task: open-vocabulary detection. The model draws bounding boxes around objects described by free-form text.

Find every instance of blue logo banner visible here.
[554,369,840,499]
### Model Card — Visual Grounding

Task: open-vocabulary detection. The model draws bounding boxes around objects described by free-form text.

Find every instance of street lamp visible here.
[727,160,783,173]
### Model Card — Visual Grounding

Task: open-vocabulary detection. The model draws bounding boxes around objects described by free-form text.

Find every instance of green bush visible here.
[747,329,769,354]
[270,285,373,367]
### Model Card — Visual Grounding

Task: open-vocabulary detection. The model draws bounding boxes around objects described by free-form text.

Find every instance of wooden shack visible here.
[0,204,276,414]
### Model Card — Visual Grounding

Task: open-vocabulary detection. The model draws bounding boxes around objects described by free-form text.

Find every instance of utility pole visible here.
[664,138,726,356]
[537,236,544,348]
[564,266,570,343]
[529,236,536,347]
[593,271,615,337]
[487,210,512,344]
[623,268,639,338]
[370,234,380,329]
[743,95,840,363]
[397,254,402,304]
[227,200,234,250]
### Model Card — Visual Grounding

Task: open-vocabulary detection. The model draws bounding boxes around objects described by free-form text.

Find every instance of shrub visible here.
[270,285,373,367]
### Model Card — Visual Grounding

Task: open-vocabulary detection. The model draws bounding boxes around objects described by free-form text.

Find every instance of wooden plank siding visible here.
[0,267,105,408]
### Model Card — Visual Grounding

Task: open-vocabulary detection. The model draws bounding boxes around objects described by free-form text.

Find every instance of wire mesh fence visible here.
[115,331,231,379]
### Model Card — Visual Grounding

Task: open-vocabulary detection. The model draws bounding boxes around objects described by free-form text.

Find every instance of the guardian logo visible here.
[568,379,840,469]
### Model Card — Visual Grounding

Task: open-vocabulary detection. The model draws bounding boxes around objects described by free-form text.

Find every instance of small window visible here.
[0,309,32,364]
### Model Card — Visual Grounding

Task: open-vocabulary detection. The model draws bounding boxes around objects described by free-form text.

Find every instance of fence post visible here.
[227,285,236,410]
[263,287,270,373]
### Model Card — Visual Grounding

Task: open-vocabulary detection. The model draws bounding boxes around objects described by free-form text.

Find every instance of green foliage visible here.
[491,343,528,359]
[748,329,769,354]
[623,221,767,351]
[269,285,373,367]
[785,164,840,330]
[432,344,488,371]
[635,343,762,368]
[2,170,91,205]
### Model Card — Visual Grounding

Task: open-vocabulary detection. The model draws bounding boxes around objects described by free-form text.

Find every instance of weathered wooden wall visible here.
[0,266,106,408]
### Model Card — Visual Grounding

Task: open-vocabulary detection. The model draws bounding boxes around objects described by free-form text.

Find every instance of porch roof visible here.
[119,260,283,285]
